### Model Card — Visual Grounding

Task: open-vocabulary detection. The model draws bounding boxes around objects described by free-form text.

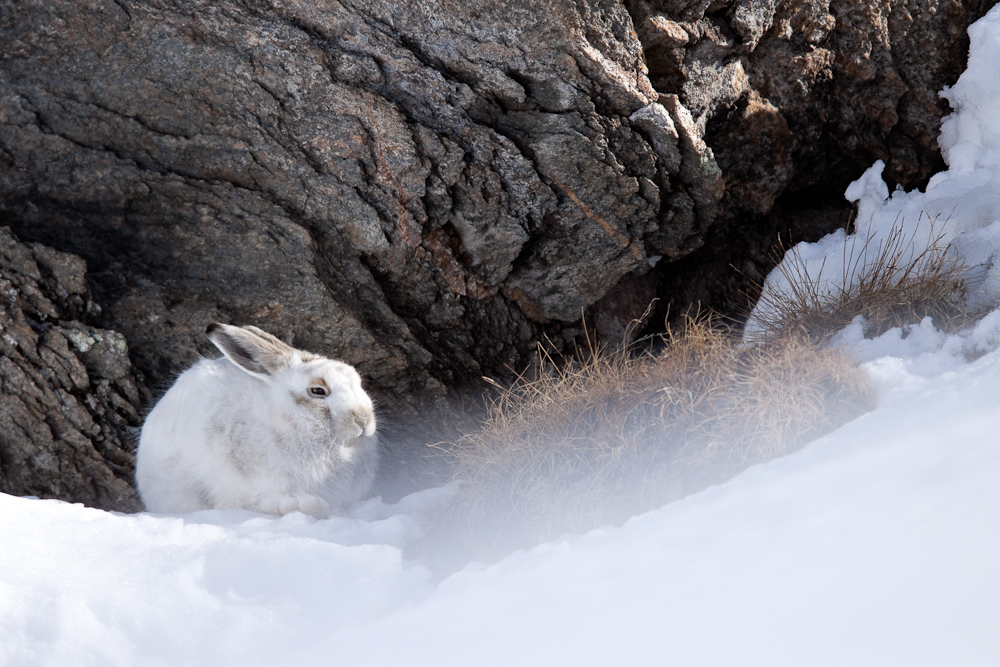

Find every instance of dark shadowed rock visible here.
[627,0,993,319]
[0,227,143,511]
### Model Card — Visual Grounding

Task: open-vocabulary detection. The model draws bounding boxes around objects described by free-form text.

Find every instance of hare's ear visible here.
[206,323,293,376]
[243,325,291,349]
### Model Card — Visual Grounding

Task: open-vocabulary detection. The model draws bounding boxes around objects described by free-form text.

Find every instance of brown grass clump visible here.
[435,317,873,559]
[749,213,971,343]
[427,215,974,564]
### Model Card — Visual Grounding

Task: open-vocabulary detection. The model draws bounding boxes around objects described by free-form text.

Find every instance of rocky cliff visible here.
[0,0,991,507]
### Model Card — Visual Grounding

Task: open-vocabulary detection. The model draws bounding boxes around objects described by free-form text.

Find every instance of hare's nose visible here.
[352,407,375,435]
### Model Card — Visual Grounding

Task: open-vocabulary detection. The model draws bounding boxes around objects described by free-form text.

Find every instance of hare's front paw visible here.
[297,495,331,519]
[258,494,331,519]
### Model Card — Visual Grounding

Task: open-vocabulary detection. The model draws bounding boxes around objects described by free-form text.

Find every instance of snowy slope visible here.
[3,339,1000,666]
[4,5,1000,666]
[315,347,1000,667]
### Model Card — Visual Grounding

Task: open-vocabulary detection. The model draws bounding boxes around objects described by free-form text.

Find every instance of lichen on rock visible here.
[0,227,143,511]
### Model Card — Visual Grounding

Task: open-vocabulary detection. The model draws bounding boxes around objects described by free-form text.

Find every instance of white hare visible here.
[136,323,379,518]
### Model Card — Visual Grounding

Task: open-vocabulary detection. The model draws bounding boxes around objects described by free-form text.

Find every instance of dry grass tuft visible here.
[749,213,971,343]
[428,214,976,563]
[435,316,873,559]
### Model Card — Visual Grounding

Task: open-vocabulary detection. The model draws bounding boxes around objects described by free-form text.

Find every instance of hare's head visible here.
[206,323,376,441]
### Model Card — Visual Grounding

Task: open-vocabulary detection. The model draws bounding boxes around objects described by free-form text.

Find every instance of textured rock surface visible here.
[0,0,712,415]
[0,227,143,511]
[0,0,990,504]
[627,0,994,316]
[2,0,987,403]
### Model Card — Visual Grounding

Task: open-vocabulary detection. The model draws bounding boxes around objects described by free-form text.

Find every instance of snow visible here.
[7,342,1000,667]
[0,490,446,666]
[5,6,1000,666]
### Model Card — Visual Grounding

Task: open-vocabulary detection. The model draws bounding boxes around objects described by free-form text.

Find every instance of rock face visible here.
[1,0,711,415]
[627,0,993,314]
[0,0,990,505]
[0,228,143,511]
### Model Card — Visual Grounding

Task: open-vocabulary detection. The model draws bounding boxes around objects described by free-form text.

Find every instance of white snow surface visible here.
[5,7,1000,666]
[6,342,1000,667]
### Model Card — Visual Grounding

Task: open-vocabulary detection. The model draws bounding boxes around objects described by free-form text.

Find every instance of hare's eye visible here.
[309,386,328,397]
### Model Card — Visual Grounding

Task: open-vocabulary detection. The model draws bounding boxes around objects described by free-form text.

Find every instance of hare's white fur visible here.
[136,323,379,519]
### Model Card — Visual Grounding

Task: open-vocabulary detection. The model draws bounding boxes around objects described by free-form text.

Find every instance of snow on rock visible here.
[939,8,1000,174]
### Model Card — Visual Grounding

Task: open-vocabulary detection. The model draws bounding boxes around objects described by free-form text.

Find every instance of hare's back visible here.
[137,358,258,511]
